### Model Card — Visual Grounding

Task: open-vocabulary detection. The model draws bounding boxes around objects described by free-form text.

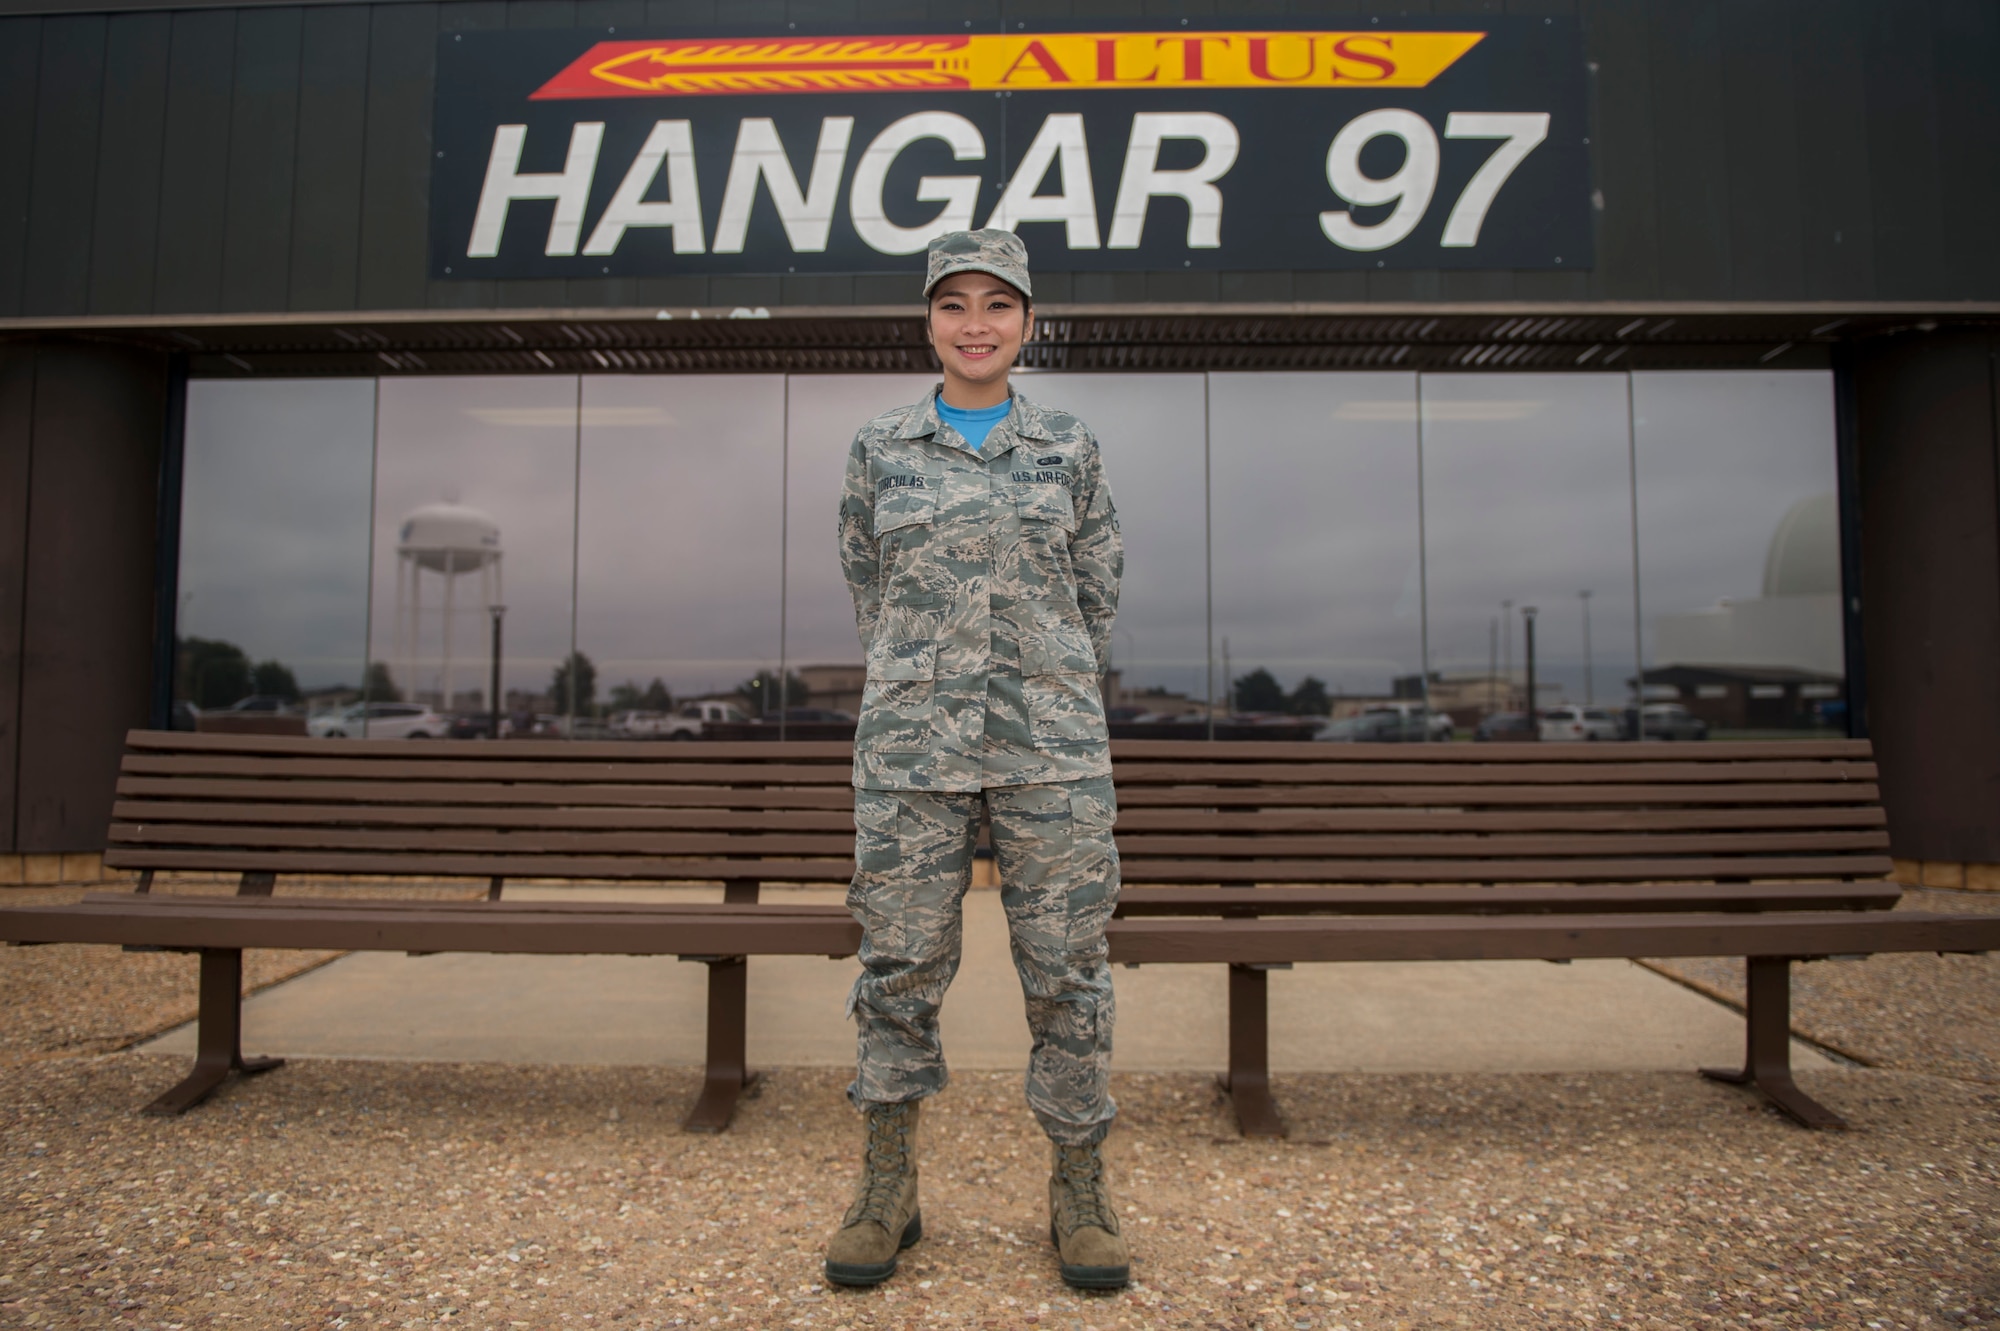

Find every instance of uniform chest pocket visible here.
[1013,478,1078,532]
[874,472,938,535]
[858,637,937,754]
[1019,628,1107,751]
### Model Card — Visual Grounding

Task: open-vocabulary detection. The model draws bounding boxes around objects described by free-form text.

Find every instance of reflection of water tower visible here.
[395,503,503,711]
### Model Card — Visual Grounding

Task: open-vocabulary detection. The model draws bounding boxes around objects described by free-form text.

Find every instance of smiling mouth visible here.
[957,345,998,359]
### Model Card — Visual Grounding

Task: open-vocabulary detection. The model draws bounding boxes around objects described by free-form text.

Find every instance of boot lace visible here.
[843,1104,912,1229]
[1052,1144,1115,1236]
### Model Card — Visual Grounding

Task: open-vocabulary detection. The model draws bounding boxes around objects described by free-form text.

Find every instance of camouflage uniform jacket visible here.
[840,386,1122,791]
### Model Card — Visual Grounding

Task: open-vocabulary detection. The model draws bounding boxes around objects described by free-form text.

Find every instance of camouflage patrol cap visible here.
[923,228,1032,301]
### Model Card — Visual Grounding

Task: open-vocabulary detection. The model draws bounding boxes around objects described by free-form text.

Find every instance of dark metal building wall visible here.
[2,0,1999,320]
[1854,329,2000,864]
[9,344,168,854]
[0,347,32,853]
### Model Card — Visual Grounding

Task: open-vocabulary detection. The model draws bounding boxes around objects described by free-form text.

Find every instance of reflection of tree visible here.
[252,660,301,703]
[1287,676,1332,716]
[1231,667,1334,716]
[177,636,252,709]
[552,652,598,717]
[738,669,811,719]
[365,662,402,703]
[1232,668,1286,713]
[177,637,308,708]
[608,678,673,714]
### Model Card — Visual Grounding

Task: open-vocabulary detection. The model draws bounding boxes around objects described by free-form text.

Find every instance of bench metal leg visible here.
[1700,956,1846,1130]
[143,948,284,1116]
[1218,963,1287,1139]
[682,956,759,1133]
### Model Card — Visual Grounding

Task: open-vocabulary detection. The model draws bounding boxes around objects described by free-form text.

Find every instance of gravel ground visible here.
[1644,889,2000,1084]
[2,884,1997,1330]
[0,1059,1995,1330]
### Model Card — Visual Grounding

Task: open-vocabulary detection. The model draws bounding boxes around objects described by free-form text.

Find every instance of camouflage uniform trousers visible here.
[846,775,1119,1146]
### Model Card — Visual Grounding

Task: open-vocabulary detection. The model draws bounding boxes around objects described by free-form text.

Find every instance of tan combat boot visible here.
[824,1100,923,1287]
[1048,1140,1129,1290]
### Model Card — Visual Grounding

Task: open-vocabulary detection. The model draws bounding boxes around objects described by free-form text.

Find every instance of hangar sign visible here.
[430,21,1590,280]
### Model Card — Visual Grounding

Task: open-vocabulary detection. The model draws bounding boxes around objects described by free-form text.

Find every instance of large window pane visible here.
[1209,372,1421,716]
[1028,373,1210,713]
[577,375,784,716]
[369,377,579,730]
[1633,371,1843,736]
[1419,374,1637,731]
[177,379,376,714]
[783,373,938,719]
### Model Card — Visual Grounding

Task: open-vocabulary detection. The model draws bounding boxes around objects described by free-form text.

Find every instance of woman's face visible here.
[927,277,1033,401]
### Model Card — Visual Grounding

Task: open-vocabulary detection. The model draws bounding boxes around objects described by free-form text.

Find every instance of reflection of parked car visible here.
[1540,705,1623,741]
[308,702,447,739]
[220,694,296,714]
[171,700,201,731]
[447,713,496,739]
[1636,703,1709,740]
[1316,711,1427,742]
[662,700,749,739]
[767,707,855,724]
[1473,711,1537,742]
[1362,702,1455,741]
[609,709,672,737]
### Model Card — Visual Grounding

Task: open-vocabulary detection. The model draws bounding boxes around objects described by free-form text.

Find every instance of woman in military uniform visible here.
[824,229,1128,1292]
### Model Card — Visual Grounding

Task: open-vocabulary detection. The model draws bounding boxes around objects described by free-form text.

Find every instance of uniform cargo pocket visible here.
[851,791,902,875]
[858,638,938,753]
[1020,629,1107,751]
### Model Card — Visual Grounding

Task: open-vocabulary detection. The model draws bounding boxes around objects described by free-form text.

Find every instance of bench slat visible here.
[1109,760,1876,785]
[1112,807,1888,832]
[113,801,857,832]
[1107,910,2000,965]
[124,731,857,761]
[0,900,862,956]
[99,848,860,880]
[1113,783,1882,808]
[1117,854,1893,883]
[110,825,859,857]
[1113,831,1888,858]
[84,893,852,917]
[1105,738,1874,763]
[123,755,855,785]
[1112,883,1902,916]
[116,777,858,810]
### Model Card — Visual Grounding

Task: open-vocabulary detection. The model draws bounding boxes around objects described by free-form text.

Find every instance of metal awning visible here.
[4,303,1992,376]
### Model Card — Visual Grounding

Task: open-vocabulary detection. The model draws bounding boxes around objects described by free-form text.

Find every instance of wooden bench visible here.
[1103,738,2000,1136]
[0,731,863,1131]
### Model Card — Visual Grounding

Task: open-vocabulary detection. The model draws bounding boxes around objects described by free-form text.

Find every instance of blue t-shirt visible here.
[935,397,1013,453]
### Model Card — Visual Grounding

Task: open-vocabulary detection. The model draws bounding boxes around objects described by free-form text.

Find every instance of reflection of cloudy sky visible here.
[1632,371,1838,655]
[179,380,376,689]
[1420,374,1640,697]
[1210,372,1422,696]
[178,368,1842,710]
[578,376,784,699]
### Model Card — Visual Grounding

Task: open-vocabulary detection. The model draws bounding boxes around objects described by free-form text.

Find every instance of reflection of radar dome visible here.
[398,502,502,573]
[394,503,504,715]
[1761,493,1838,599]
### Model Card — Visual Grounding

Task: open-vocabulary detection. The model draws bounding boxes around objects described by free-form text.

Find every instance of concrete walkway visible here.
[144,884,1833,1074]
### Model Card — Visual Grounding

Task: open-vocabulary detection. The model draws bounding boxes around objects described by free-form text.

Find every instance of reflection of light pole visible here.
[1501,599,1514,709]
[1522,605,1539,741]
[487,605,506,740]
[1488,616,1499,713]
[1578,589,1594,706]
